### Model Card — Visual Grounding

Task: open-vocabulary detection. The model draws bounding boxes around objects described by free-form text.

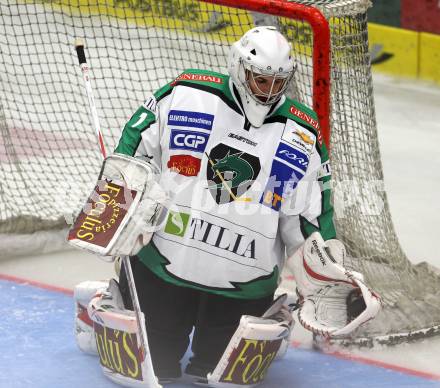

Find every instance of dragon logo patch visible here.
[206,143,261,204]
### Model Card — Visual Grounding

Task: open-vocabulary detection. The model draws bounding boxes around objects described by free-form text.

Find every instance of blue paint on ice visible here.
[1,278,439,388]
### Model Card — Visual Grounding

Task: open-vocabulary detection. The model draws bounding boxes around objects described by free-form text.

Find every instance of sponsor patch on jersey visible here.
[281,123,315,153]
[289,106,320,131]
[275,142,309,173]
[260,160,303,211]
[289,106,323,146]
[192,217,257,259]
[168,110,214,130]
[171,73,223,85]
[167,154,201,177]
[169,129,209,153]
[227,132,257,147]
[164,211,257,260]
[164,211,191,237]
[206,143,261,204]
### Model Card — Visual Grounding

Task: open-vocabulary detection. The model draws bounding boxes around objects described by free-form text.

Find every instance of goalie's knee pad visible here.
[206,294,294,387]
[74,280,109,354]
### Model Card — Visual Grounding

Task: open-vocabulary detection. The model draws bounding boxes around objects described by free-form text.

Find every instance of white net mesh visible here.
[0,0,439,343]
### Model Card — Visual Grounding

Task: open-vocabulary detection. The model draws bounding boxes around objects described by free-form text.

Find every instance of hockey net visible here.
[1,0,439,344]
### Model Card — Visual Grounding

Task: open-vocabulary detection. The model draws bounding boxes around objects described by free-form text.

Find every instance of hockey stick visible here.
[74,39,107,159]
[74,39,161,388]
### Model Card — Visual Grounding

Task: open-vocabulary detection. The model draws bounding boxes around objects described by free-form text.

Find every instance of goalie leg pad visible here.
[87,279,155,388]
[206,295,293,387]
[74,280,109,355]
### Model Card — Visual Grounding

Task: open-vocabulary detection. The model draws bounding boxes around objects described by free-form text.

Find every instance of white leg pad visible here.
[207,295,293,387]
[74,280,109,355]
[87,280,157,388]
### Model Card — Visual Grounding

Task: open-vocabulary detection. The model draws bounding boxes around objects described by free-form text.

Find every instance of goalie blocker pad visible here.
[288,232,382,337]
[68,153,167,258]
[205,294,294,388]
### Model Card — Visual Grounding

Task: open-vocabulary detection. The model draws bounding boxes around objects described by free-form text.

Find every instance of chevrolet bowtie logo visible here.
[296,129,314,145]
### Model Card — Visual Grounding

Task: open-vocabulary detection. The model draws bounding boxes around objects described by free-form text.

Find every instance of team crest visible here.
[206,143,261,204]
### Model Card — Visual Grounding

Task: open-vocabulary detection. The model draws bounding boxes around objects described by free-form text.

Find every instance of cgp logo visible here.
[169,129,209,153]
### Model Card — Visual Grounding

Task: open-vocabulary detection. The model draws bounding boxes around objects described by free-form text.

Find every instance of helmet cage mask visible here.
[238,57,296,106]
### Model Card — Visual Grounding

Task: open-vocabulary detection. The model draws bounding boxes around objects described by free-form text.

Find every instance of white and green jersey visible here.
[115,69,335,299]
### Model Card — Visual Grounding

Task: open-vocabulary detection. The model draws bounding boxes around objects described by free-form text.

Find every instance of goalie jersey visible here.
[115,69,336,299]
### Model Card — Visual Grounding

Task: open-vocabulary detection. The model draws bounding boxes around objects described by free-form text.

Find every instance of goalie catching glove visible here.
[68,153,168,258]
[287,232,381,337]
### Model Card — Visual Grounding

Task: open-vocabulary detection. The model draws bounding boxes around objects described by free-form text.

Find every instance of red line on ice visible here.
[0,273,73,296]
[291,340,440,381]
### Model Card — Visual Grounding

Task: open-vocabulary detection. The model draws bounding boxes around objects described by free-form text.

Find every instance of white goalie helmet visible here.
[228,26,296,127]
